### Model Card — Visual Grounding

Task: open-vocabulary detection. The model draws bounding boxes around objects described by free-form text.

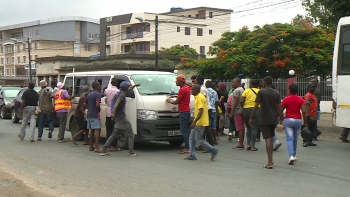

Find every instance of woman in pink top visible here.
[281,84,307,165]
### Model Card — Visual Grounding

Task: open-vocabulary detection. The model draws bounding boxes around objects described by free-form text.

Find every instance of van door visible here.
[115,75,137,135]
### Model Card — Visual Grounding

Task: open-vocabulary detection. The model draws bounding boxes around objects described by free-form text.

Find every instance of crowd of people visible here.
[17,74,327,165]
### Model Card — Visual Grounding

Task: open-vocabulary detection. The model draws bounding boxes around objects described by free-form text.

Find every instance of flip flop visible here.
[233,146,244,150]
[263,164,273,169]
[128,153,138,157]
[251,148,258,151]
[99,153,110,156]
[94,149,101,153]
[89,147,95,151]
[184,157,196,160]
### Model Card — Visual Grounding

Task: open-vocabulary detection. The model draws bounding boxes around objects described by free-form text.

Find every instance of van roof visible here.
[339,16,350,26]
[65,70,176,76]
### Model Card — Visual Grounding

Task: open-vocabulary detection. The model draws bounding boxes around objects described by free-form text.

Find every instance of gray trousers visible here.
[243,108,260,148]
[342,128,350,140]
[19,106,36,140]
[56,112,67,140]
[103,119,134,153]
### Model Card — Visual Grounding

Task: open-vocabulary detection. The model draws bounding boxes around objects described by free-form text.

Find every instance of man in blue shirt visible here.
[84,81,101,152]
[205,80,219,145]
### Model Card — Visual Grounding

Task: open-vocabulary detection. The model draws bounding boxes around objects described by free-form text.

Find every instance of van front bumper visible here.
[136,119,192,141]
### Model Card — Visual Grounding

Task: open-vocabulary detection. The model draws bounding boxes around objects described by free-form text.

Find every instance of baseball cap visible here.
[120,81,131,88]
[176,74,186,83]
[57,82,64,89]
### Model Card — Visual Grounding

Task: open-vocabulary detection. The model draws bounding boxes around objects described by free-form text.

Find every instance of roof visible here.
[65,70,175,76]
[0,16,99,31]
[160,7,233,15]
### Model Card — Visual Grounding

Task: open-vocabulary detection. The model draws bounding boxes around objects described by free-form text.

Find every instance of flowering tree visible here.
[180,20,334,79]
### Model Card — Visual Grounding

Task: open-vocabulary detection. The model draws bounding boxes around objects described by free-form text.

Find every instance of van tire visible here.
[70,118,84,141]
[117,132,129,150]
[168,140,183,147]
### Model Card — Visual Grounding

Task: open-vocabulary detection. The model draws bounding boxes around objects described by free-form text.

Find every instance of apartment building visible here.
[101,7,232,56]
[0,16,100,82]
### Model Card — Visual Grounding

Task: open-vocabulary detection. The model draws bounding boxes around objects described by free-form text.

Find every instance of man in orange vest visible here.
[55,82,74,143]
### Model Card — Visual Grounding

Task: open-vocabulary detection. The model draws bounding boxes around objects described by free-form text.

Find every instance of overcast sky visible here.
[0,0,306,31]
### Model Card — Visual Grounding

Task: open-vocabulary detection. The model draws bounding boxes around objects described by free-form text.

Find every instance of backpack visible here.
[111,92,120,111]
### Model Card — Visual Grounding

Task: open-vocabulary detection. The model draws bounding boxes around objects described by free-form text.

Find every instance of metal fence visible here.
[217,77,333,101]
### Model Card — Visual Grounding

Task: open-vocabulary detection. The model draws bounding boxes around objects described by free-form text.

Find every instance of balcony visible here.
[136,51,150,54]
[121,32,144,40]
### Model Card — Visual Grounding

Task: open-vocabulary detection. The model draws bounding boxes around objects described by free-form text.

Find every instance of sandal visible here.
[100,153,111,156]
[233,146,244,150]
[70,138,78,145]
[89,147,95,151]
[263,164,273,169]
[94,149,101,153]
[128,153,138,157]
[37,138,42,141]
[83,143,89,145]
[247,146,251,151]
[184,157,196,160]
[251,147,258,151]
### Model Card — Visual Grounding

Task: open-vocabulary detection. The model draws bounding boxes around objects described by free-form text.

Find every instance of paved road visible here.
[0,118,349,197]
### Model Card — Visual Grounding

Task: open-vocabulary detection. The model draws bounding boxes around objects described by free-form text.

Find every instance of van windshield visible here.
[131,74,180,95]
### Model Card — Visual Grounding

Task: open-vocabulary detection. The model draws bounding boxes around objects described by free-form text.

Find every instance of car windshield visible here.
[131,74,179,95]
[4,89,21,98]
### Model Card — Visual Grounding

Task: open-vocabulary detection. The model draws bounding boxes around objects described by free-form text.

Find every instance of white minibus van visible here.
[63,70,194,149]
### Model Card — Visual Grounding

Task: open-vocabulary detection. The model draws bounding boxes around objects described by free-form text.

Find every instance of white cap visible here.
[57,82,64,89]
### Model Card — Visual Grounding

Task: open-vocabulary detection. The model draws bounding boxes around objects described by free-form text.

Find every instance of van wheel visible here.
[11,109,19,123]
[70,118,84,141]
[117,131,129,150]
[168,140,183,146]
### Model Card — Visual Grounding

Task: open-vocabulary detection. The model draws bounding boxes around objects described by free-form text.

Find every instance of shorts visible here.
[75,117,87,130]
[261,125,276,139]
[209,112,217,129]
[87,118,101,129]
[234,113,244,131]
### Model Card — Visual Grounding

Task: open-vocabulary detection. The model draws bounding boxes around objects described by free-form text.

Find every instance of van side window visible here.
[74,77,87,97]
[115,75,135,98]
[65,77,73,90]
[96,76,111,95]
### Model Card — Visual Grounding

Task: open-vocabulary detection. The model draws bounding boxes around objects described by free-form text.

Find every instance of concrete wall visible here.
[24,21,76,41]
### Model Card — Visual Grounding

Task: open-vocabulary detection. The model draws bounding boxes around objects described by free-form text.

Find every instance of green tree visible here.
[156,44,198,56]
[302,0,350,31]
[181,21,334,79]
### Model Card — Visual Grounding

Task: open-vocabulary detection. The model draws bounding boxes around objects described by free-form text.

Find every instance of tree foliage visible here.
[180,21,334,79]
[156,44,198,56]
[302,0,350,31]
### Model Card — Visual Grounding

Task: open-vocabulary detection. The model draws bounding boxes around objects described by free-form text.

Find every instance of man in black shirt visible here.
[18,83,39,142]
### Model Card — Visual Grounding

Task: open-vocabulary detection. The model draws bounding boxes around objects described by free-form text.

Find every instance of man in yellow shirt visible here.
[184,84,218,161]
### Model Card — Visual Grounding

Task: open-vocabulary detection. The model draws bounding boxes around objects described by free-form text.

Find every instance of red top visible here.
[178,85,191,112]
[304,92,318,117]
[281,94,305,119]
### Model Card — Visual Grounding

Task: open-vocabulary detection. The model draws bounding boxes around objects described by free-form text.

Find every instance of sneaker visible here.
[273,143,282,151]
[303,143,308,147]
[59,139,68,143]
[48,132,52,139]
[308,142,317,146]
[228,133,232,141]
[29,139,35,143]
[18,134,23,141]
[294,156,297,161]
[288,156,295,165]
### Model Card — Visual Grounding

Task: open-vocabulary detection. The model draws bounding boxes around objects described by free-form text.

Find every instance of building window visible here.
[34,43,38,50]
[23,31,28,37]
[23,56,26,63]
[17,57,20,63]
[12,57,14,64]
[0,58,3,64]
[6,68,10,76]
[185,27,191,35]
[0,70,2,76]
[17,45,20,52]
[209,12,213,18]
[177,26,180,32]
[11,68,14,76]
[184,45,189,49]
[6,57,9,64]
[23,44,26,51]
[17,68,25,75]
[88,33,94,40]
[200,46,205,54]
[36,29,40,36]
[209,30,213,35]
[0,46,3,53]
[197,28,203,36]
[85,44,91,51]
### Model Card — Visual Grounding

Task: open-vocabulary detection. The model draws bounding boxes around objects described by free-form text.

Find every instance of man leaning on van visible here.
[55,82,74,143]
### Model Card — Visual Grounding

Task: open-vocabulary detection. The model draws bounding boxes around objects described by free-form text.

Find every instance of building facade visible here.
[0,16,100,82]
[101,7,232,56]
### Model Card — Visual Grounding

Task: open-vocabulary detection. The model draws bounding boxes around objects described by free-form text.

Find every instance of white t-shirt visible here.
[200,85,212,110]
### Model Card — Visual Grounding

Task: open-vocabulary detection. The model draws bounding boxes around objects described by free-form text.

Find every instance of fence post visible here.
[286,77,296,96]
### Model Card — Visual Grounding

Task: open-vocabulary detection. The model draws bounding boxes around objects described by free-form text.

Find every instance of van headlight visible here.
[190,109,194,118]
[137,110,157,120]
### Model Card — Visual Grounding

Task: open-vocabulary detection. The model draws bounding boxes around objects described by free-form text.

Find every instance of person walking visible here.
[241,79,260,151]
[303,83,318,147]
[184,84,218,161]
[250,76,284,169]
[167,74,191,154]
[281,84,308,164]
[100,81,139,157]
[229,78,245,149]
[70,85,90,145]
[104,78,120,151]
[84,81,102,152]
[37,80,55,141]
[18,83,39,143]
[54,82,74,143]
[206,80,219,145]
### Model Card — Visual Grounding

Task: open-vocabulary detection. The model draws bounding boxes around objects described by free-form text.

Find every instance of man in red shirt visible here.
[167,74,191,154]
[303,83,318,147]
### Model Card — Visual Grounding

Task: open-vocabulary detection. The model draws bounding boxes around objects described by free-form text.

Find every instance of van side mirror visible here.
[126,90,135,98]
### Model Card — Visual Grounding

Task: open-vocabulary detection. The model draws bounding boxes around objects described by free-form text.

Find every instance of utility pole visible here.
[155,15,159,70]
[28,37,32,83]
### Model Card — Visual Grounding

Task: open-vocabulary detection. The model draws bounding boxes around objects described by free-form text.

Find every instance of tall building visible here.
[0,16,100,82]
[100,7,232,56]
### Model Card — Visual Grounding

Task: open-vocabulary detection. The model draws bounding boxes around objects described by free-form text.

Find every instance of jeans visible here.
[37,110,54,138]
[19,106,36,140]
[188,126,218,160]
[243,108,260,147]
[284,118,302,157]
[229,117,236,133]
[106,117,117,147]
[56,112,67,140]
[303,116,316,143]
[179,112,190,149]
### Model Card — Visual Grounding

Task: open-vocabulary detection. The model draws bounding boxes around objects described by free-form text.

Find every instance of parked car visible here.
[0,87,22,119]
[11,87,59,126]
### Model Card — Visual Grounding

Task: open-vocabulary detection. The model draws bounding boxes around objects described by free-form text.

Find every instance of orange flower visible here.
[181,57,186,62]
